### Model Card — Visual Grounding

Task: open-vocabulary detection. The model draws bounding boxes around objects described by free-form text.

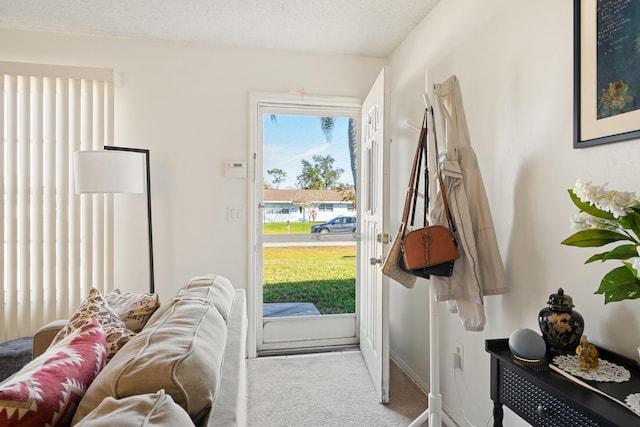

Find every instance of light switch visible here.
[228,207,244,221]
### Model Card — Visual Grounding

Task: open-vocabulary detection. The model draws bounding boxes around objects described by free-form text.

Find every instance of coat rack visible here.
[407,92,455,427]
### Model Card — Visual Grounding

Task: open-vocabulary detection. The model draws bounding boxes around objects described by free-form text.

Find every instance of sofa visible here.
[1,274,247,427]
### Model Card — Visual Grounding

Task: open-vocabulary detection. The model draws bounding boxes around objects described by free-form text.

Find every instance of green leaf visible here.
[601,244,639,261]
[620,211,640,240]
[568,189,614,220]
[585,252,607,263]
[595,266,640,303]
[561,229,633,247]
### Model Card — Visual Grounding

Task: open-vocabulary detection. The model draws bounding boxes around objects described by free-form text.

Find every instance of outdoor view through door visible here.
[257,100,361,354]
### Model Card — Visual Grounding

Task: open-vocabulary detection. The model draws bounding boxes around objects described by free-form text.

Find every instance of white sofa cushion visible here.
[74,390,195,427]
[181,274,235,321]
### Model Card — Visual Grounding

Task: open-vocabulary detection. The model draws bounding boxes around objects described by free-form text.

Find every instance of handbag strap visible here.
[428,104,457,235]
[409,126,427,228]
[400,110,428,233]
[401,104,457,236]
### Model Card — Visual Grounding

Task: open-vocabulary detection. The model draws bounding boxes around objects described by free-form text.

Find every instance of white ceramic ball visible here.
[508,328,546,361]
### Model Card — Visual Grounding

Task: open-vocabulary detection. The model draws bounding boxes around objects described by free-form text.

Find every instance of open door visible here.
[359,67,390,403]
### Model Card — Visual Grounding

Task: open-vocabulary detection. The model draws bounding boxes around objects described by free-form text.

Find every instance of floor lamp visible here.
[74,146,155,293]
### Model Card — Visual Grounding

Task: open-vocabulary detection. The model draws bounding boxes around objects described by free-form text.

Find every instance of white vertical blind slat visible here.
[18,75,31,336]
[0,76,5,338]
[92,81,105,293]
[68,79,81,314]
[80,79,93,299]
[45,77,58,323]
[104,82,115,292]
[31,76,44,331]
[5,75,18,340]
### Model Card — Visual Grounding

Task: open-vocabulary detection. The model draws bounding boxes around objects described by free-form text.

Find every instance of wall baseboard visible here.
[389,349,429,393]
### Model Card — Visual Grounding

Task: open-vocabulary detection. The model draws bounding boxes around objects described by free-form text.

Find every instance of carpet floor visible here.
[248,350,428,427]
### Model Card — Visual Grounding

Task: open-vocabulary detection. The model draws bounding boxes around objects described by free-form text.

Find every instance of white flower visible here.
[569,212,591,231]
[595,189,635,218]
[570,212,618,231]
[573,179,636,218]
[573,179,593,203]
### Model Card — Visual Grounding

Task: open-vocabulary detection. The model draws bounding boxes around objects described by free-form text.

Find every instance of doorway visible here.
[250,94,362,354]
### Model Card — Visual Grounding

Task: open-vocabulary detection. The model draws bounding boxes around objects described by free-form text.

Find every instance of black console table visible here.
[486,339,640,427]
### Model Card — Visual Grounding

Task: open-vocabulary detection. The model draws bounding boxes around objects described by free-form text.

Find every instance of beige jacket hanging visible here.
[428,75,507,332]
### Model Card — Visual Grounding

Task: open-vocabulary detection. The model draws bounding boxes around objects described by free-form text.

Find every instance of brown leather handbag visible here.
[399,106,459,279]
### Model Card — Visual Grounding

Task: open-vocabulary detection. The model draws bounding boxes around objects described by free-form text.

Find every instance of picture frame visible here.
[574,0,640,148]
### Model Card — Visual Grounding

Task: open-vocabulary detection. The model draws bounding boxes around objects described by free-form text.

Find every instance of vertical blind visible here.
[1,61,115,341]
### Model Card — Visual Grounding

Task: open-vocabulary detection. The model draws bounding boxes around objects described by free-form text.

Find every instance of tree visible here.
[320,116,334,142]
[297,159,324,189]
[319,117,357,192]
[296,155,343,189]
[347,118,358,192]
[314,155,343,189]
[292,193,325,222]
[267,168,286,189]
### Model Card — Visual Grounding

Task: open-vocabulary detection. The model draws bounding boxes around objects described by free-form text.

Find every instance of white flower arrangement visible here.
[562,179,640,303]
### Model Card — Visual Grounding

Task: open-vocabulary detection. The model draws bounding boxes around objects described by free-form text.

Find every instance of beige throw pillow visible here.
[52,288,135,363]
[105,289,160,332]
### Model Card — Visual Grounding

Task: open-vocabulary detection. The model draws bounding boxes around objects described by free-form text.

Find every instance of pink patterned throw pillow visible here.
[0,318,107,427]
[52,287,136,362]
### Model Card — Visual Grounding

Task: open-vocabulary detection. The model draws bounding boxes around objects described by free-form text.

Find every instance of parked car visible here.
[310,216,356,233]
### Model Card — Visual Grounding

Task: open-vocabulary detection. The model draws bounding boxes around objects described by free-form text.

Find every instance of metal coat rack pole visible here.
[408,92,455,427]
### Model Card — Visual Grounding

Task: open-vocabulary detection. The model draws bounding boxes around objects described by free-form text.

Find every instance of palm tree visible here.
[320,117,357,192]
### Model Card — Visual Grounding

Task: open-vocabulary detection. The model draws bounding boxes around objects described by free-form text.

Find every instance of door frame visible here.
[247,92,363,358]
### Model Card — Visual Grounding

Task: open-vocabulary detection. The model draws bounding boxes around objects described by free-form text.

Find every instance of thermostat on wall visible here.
[225,161,247,179]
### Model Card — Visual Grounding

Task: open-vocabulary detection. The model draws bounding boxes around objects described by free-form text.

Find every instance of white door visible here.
[359,67,390,403]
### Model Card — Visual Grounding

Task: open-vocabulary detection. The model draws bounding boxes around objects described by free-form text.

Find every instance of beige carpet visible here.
[247,350,428,427]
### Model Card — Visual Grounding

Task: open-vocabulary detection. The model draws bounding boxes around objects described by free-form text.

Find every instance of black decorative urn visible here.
[538,288,584,353]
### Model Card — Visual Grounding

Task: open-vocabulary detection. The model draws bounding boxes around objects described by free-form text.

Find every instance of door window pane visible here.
[262,113,358,317]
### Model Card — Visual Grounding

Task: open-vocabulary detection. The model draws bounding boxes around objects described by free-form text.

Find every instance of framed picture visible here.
[574,0,640,148]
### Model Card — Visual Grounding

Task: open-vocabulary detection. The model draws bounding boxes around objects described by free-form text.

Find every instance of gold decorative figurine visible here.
[576,335,599,371]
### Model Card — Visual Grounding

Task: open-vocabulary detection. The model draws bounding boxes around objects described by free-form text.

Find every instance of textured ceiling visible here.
[0,0,441,57]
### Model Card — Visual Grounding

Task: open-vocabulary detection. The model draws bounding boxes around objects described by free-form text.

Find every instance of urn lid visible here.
[547,288,574,312]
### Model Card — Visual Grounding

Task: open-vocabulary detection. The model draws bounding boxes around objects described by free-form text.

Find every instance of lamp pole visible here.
[104,146,155,293]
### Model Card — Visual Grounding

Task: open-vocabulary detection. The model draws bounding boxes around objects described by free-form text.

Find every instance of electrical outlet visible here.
[452,352,462,369]
[454,340,464,370]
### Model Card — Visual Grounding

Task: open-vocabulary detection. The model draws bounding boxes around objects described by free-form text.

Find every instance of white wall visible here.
[0,28,385,298]
[388,0,640,425]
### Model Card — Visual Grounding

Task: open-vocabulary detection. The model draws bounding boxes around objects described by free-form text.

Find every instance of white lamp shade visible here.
[74,150,146,194]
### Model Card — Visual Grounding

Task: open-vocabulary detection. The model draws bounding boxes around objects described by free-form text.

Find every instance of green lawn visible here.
[263,221,321,234]
[263,245,355,314]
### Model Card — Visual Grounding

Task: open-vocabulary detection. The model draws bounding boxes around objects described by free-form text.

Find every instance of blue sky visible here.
[263,114,354,189]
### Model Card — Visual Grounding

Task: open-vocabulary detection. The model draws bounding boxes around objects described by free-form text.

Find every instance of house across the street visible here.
[263,189,355,223]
